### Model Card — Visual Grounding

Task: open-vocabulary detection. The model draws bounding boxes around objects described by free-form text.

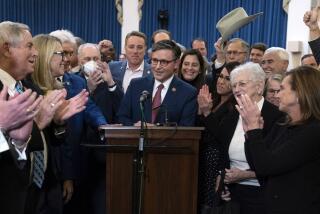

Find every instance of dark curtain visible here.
[141,0,288,57]
[0,0,121,58]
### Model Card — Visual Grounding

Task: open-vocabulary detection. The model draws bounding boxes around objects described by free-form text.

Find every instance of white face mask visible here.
[83,60,97,74]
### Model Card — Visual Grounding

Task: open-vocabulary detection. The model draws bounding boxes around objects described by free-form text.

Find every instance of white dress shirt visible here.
[152,75,174,103]
[228,97,264,186]
[122,61,145,93]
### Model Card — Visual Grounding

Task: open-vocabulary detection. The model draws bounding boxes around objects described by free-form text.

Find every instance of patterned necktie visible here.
[32,151,45,188]
[152,84,164,123]
[15,82,24,94]
[15,82,45,188]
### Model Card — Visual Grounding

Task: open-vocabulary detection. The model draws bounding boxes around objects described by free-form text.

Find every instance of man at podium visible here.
[117,40,197,126]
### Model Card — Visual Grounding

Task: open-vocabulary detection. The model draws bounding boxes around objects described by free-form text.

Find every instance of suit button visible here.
[273,195,279,199]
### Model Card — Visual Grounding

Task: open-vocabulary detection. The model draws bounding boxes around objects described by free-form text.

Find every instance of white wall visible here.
[286,0,312,69]
[121,0,139,52]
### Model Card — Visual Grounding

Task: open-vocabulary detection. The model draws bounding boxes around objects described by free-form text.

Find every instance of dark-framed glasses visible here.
[151,58,176,67]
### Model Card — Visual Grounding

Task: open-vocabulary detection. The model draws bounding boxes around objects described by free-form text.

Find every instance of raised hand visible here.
[214,37,226,64]
[197,84,213,117]
[235,94,262,132]
[303,7,320,40]
[97,61,116,87]
[87,70,103,93]
[303,7,319,30]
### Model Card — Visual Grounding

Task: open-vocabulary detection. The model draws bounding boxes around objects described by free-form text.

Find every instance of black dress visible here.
[197,98,235,209]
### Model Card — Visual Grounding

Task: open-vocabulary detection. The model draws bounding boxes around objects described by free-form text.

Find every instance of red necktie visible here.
[152,84,164,123]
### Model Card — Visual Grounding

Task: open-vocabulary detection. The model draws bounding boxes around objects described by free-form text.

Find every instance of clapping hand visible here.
[235,94,263,132]
[54,89,89,125]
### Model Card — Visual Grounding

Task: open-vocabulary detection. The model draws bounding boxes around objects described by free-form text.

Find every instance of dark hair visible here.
[178,49,205,90]
[151,29,171,44]
[125,31,147,46]
[301,53,315,62]
[191,38,207,49]
[151,40,181,60]
[250,42,268,53]
[285,65,320,124]
[212,61,240,108]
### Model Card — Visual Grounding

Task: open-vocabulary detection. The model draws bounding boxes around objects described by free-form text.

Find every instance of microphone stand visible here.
[132,98,147,214]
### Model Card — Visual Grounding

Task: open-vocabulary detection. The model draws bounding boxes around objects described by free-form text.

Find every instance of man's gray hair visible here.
[78,43,100,56]
[49,29,76,44]
[0,21,30,46]
[264,47,289,61]
[230,62,266,86]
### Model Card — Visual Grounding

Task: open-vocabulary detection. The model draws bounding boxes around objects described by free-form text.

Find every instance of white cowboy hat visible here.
[216,7,263,48]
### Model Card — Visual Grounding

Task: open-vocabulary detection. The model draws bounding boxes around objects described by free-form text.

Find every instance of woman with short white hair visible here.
[202,62,283,213]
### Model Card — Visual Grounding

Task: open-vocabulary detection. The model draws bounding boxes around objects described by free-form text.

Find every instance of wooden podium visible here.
[100,126,203,214]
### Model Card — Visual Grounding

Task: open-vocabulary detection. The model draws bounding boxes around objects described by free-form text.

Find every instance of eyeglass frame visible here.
[53,51,66,59]
[151,58,177,67]
[225,50,247,56]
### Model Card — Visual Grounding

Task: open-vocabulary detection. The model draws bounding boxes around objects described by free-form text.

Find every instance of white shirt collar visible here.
[0,68,18,96]
[154,75,174,90]
[126,60,144,72]
[256,96,264,111]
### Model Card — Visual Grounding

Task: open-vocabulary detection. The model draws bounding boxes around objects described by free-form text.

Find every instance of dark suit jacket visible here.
[0,80,45,214]
[117,75,198,126]
[308,37,320,64]
[61,72,107,180]
[202,99,283,182]
[109,60,152,91]
[246,119,320,213]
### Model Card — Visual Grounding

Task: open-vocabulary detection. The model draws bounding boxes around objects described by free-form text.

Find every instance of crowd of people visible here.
[1,6,320,214]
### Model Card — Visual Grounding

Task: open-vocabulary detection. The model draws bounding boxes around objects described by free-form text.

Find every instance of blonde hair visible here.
[32,34,63,93]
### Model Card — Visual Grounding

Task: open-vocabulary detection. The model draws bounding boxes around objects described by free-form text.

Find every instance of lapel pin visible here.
[172,87,176,92]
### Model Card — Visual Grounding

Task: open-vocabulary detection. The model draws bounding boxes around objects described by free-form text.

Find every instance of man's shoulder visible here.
[173,76,197,94]
[109,61,125,70]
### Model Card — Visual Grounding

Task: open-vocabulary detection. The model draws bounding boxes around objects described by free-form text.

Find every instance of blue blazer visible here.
[61,72,107,180]
[117,75,198,126]
[109,60,152,91]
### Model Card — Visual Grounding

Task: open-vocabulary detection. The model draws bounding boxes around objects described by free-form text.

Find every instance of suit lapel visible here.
[142,61,152,77]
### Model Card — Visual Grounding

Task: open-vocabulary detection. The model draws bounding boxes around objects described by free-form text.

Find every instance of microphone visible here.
[139,90,150,102]
[153,104,168,126]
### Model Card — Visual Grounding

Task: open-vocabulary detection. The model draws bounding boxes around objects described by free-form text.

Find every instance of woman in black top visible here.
[237,65,320,213]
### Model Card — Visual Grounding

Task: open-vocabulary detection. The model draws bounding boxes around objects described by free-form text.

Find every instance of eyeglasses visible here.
[53,51,65,58]
[231,80,252,89]
[217,74,230,81]
[267,88,280,95]
[226,51,247,56]
[63,51,74,57]
[151,58,176,67]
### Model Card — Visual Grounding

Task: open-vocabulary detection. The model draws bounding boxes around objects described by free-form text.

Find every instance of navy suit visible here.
[61,72,106,180]
[109,60,152,91]
[117,75,198,126]
[62,72,107,214]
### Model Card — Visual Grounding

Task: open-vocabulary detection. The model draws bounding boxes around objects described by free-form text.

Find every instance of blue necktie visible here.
[15,82,24,94]
[32,151,45,188]
[15,82,45,188]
